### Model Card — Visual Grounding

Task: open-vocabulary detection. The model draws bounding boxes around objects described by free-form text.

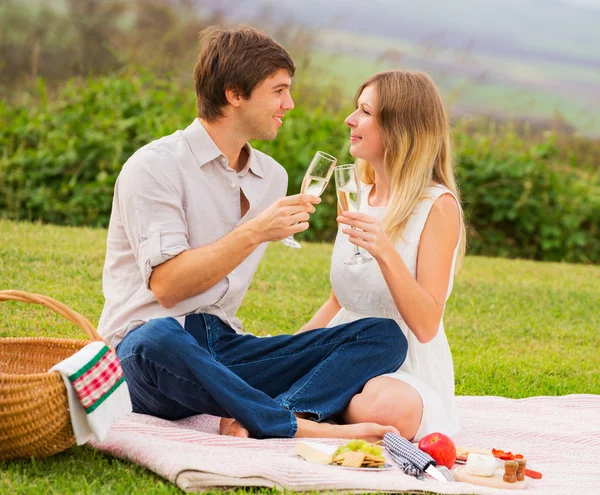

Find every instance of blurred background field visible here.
[0,0,599,263]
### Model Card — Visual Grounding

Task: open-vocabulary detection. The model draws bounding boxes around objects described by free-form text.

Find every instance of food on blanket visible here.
[332,439,386,468]
[295,440,387,469]
[347,439,362,450]
[455,449,468,463]
[524,467,542,479]
[492,448,524,461]
[492,447,543,479]
[503,460,519,483]
[341,450,366,468]
[515,459,526,481]
[333,439,381,457]
[333,450,386,468]
[418,432,457,469]
[295,441,337,464]
[455,445,489,463]
[465,453,497,477]
[458,446,543,479]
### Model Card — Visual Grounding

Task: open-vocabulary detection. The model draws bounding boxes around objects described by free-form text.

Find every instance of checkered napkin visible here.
[383,433,454,482]
[396,457,425,480]
[50,341,132,444]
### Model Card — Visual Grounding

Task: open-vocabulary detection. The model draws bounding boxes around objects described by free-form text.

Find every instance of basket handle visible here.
[0,290,101,341]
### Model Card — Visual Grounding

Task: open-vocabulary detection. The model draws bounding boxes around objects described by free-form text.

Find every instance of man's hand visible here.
[249,194,321,243]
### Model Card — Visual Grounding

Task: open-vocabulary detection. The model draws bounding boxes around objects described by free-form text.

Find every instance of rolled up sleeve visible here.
[116,148,190,288]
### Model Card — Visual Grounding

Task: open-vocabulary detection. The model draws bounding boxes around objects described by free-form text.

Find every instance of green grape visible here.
[346,439,360,450]
[371,445,383,456]
[373,455,385,461]
[359,444,373,454]
[339,447,352,454]
[356,439,367,449]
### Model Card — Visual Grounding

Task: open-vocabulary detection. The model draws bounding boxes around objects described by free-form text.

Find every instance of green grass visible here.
[1,219,599,493]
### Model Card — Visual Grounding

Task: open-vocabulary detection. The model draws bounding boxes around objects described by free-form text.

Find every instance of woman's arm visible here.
[296,290,342,334]
[338,193,460,343]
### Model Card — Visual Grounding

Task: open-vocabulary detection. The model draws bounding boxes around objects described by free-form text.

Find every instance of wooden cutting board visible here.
[452,465,528,490]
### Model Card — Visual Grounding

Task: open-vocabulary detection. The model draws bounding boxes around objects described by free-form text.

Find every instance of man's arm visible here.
[150,194,320,308]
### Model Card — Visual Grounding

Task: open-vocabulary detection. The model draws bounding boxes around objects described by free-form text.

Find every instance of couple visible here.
[98,25,465,443]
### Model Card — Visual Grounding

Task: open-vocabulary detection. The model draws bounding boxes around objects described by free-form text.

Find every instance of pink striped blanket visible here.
[91,395,600,494]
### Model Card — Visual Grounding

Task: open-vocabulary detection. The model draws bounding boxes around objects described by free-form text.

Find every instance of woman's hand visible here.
[337,211,395,261]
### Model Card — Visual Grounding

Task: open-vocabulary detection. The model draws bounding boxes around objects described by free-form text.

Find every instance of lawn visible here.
[1,219,598,494]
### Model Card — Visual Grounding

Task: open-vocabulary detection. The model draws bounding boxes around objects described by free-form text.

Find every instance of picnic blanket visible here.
[91,394,600,494]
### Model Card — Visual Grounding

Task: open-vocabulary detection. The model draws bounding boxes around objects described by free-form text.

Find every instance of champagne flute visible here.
[281,151,337,249]
[334,164,373,265]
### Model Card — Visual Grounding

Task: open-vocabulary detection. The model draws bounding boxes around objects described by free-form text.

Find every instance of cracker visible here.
[341,451,366,468]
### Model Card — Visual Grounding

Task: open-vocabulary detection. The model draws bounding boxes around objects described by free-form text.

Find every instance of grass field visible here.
[1,219,598,493]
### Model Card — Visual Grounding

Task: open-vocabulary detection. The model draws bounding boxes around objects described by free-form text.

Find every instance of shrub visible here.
[1,72,598,263]
[0,72,194,226]
[456,131,600,263]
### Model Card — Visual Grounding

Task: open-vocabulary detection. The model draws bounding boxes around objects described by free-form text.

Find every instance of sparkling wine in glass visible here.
[281,151,337,249]
[334,164,373,265]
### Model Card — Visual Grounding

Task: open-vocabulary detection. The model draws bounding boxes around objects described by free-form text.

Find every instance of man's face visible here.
[237,69,294,140]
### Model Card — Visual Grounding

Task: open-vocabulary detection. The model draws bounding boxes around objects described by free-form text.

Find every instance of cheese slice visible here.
[296,441,337,465]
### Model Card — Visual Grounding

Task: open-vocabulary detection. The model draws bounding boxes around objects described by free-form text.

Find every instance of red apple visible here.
[418,432,457,469]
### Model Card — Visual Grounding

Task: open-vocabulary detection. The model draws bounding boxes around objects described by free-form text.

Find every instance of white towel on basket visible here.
[50,341,132,445]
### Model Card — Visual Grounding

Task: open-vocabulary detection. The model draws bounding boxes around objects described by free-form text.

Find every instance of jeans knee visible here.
[118,317,186,360]
[372,317,404,341]
[117,318,188,388]
[372,318,407,365]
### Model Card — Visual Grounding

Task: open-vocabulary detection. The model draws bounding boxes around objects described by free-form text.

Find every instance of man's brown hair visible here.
[194,25,295,122]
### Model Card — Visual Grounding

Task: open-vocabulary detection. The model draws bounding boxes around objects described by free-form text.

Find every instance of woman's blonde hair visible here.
[355,70,466,270]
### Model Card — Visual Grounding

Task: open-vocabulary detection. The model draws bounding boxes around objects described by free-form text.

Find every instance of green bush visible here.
[1,72,598,263]
[456,131,600,264]
[0,72,195,227]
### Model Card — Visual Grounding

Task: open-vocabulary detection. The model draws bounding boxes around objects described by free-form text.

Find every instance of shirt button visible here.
[231,270,236,275]
[150,227,156,233]
[230,182,237,188]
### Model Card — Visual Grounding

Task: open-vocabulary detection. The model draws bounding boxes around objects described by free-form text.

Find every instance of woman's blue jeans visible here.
[116,314,407,439]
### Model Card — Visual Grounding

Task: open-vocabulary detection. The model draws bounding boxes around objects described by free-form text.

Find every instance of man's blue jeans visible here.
[116,314,407,439]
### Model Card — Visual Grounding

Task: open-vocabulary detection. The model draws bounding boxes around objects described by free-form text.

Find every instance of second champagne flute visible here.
[281,151,337,249]
[334,164,373,265]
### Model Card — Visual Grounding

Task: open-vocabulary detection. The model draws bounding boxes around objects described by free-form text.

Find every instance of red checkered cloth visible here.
[50,341,132,444]
[69,345,125,413]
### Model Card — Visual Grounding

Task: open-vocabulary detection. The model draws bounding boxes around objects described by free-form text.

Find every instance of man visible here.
[98,25,407,439]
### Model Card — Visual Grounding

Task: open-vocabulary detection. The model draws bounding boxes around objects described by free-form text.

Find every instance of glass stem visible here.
[351,226,362,257]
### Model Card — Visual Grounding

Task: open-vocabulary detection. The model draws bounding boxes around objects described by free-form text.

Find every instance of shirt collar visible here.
[183,119,264,179]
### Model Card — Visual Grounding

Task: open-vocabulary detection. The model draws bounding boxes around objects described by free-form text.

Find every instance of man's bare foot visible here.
[219,417,250,438]
[295,418,399,442]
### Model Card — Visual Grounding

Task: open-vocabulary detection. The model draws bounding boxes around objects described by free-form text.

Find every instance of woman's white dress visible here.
[327,182,460,441]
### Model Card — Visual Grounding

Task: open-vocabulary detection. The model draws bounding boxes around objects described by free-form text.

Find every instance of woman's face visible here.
[345,85,384,166]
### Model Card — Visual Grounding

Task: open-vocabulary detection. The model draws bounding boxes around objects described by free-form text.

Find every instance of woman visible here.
[300,70,466,441]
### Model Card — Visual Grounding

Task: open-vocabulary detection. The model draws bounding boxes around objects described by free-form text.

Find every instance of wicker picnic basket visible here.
[0,290,103,461]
